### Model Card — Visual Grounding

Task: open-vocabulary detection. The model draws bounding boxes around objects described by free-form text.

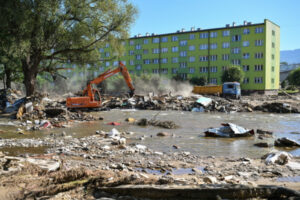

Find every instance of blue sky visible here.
[128,0,300,51]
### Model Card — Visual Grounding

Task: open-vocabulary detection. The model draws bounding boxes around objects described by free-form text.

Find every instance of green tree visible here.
[189,77,207,86]
[287,68,300,86]
[0,0,137,96]
[221,65,244,83]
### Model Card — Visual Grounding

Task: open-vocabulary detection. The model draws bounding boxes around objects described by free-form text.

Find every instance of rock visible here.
[274,137,300,147]
[137,118,148,126]
[157,132,170,137]
[135,144,147,151]
[95,130,100,134]
[26,158,60,172]
[119,138,126,145]
[257,129,273,135]
[98,116,104,120]
[172,145,179,149]
[254,142,272,148]
[125,117,136,123]
[154,151,163,156]
[203,176,217,184]
[106,128,121,139]
[264,151,292,165]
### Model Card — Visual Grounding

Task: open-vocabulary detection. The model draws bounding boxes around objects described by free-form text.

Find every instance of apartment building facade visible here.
[100,19,280,91]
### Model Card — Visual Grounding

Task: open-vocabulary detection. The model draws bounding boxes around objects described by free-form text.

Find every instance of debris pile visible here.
[204,123,255,137]
[137,118,178,129]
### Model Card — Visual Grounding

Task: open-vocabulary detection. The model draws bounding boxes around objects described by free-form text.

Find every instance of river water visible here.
[1,110,300,158]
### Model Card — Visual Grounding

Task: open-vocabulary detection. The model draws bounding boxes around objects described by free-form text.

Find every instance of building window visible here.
[272,54,275,60]
[200,56,208,62]
[99,48,104,53]
[222,42,230,48]
[232,34,241,42]
[200,67,208,73]
[105,52,110,57]
[129,50,134,55]
[255,27,264,33]
[152,69,159,74]
[243,65,249,71]
[210,55,218,61]
[152,38,160,43]
[143,59,151,64]
[200,32,208,38]
[136,44,141,50]
[189,67,195,73]
[243,41,250,47]
[105,61,110,67]
[255,52,263,59]
[136,54,142,60]
[243,78,249,84]
[129,60,134,65]
[161,47,168,53]
[129,40,134,45]
[243,53,250,59]
[161,58,168,63]
[232,59,241,65]
[180,51,187,57]
[190,34,195,40]
[189,56,195,62]
[210,32,217,38]
[189,45,195,51]
[143,49,149,54]
[222,54,229,60]
[210,78,217,84]
[153,58,159,64]
[255,64,263,71]
[99,67,105,72]
[272,42,275,48]
[255,40,263,46]
[254,77,263,83]
[179,40,187,46]
[172,68,178,74]
[152,48,160,54]
[172,46,178,52]
[222,66,228,71]
[243,28,250,34]
[222,30,230,36]
[144,39,149,44]
[210,43,217,49]
[161,37,168,42]
[161,68,168,74]
[172,57,178,63]
[200,44,208,50]
[172,36,178,41]
[232,48,240,54]
[272,30,275,36]
[105,43,110,48]
[136,65,142,70]
[179,62,187,68]
[210,66,217,72]
[113,61,118,66]
[271,78,275,84]
[272,66,275,72]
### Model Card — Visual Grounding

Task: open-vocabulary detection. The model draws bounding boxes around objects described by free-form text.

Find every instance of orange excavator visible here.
[66,61,134,109]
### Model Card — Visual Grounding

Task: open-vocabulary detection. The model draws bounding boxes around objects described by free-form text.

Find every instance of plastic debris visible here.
[196,97,212,107]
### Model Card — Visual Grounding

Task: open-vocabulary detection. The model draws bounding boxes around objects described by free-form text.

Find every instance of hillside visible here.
[280,49,300,64]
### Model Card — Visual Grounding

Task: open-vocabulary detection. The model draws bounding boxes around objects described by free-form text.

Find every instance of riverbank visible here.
[0,130,300,199]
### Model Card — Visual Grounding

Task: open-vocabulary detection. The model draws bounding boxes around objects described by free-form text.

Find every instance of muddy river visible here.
[1,110,300,158]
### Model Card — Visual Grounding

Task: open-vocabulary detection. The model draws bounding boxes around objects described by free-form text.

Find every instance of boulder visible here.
[264,151,292,165]
[274,137,300,147]
[157,132,170,137]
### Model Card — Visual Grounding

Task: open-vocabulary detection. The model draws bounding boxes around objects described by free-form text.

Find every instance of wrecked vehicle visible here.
[204,123,255,137]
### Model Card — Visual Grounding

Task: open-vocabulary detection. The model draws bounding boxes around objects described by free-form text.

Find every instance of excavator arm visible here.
[83,62,135,98]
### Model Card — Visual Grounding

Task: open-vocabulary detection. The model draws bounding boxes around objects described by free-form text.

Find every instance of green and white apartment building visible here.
[100,19,280,92]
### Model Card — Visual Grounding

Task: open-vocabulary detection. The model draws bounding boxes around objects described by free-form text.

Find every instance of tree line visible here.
[0,0,137,96]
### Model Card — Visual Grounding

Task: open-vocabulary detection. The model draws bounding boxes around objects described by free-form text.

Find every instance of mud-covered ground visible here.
[0,129,299,199]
